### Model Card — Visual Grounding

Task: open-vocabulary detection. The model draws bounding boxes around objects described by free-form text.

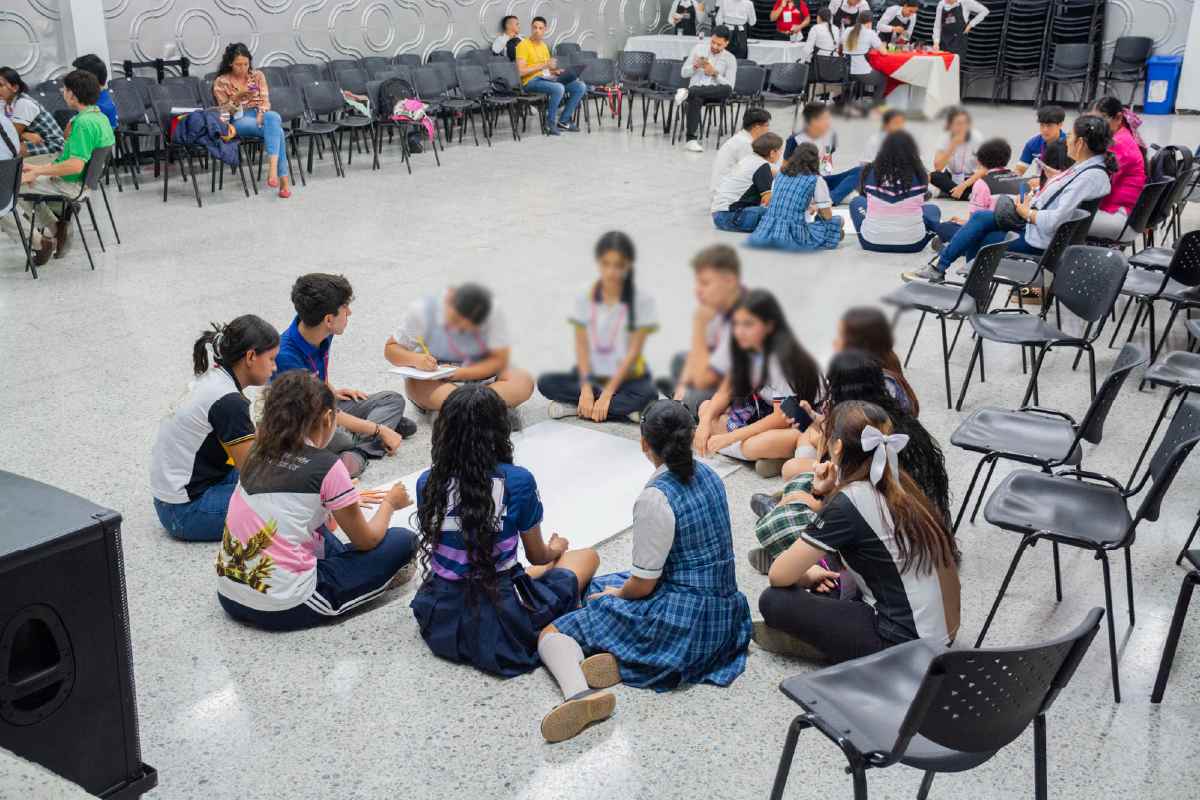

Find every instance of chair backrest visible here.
[33,79,60,94]
[812,54,849,83]
[162,76,202,106]
[392,53,421,67]
[488,62,522,92]
[117,75,157,108]
[1037,208,1091,275]
[1123,178,1174,237]
[579,50,598,59]
[962,237,1010,312]
[1110,36,1154,69]
[1050,43,1092,73]
[456,65,490,100]
[287,63,322,84]
[109,79,150,124]
[1137,393,1200,523]
[431,61,458,91]
[202,71,218,82]
[260,65,290,88]
[1051,245,1129,324]
[580,58,617,87]
[412,67,446,101]
[735,66,766,95]
[1165,230,1200,288]
[0,156,22,212]
[301,80,344,116]
[555,42,582,56]
[1077,343,1148,444]
[325,59,358,79]
[647,59,674,89]
[769,62,808,93]
[366,63,399,81]
[736,59,758,68]
[80,145,114,191]
[360,56,390,72]
[201,79,215,105]
[618,50,655,81]
[427,49,456,64]
[334,66,369,96]
[268,85,305,123]
[893,608,1103,757]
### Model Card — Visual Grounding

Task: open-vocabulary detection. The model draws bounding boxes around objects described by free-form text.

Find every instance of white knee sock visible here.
[538,632,589,700]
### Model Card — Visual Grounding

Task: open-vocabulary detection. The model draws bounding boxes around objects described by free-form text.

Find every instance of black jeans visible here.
[537,369,660,420]
[685,84,733,140]
[758,584,895,663]
[655,351,716,417]
[850,68,888,102]
[930,169,968,198]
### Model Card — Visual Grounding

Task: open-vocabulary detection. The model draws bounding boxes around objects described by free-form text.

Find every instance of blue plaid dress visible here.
[748,173,844,252]
[554,462,752,691]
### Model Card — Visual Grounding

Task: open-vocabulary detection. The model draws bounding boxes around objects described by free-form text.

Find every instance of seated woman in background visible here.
[150,315,279,542]
[411,384,599,678]
[849,130,941,253]
[932,137,1014,249]
[538,231,660,423]
[694,288,824,477]
[212,42,291,197]
[0,67,64,162]
[834,306,920,415]
[839,11,888,106]
[1090,95,1148,242]
[755,400,960,662]
[929,106,983,199]
[539,400,752,742]
[384,283,534,418]
[216,371,417,631]
[748,143,844,252]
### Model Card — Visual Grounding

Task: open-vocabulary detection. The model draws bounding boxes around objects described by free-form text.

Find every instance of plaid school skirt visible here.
[754,474,820,559]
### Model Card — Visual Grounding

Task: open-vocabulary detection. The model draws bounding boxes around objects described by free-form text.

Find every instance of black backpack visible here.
[378,77,416,117]
[1148,143,1194,183]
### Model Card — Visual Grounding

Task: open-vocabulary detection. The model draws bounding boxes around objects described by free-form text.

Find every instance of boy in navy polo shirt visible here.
[1014,105,1066,176]
[274,273,415,477]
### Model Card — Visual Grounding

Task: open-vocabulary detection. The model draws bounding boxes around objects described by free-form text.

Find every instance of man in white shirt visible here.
[933,0,989,54]
[715,0,757,59]
[711,132,784,232]
[784,102,859,204]
[710,108,772,198]
[878,1,920,44]
[674,27,738,153]
[491,15,521,61]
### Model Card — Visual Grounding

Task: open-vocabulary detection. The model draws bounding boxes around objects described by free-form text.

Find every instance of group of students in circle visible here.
[149,235,960,742]
[707,92,1149,290]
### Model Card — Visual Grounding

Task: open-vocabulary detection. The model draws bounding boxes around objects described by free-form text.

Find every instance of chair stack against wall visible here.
[959,0,1007,100]
[1035,0,1108,106]
[993,0,1054,102]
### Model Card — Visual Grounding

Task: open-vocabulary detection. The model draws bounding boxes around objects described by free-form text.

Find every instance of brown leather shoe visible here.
[53,215,71,259]
[32,236,54,267]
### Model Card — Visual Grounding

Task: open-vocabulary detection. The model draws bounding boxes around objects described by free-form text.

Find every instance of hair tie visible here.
[211,330,225,361]
[1120,107,1145,149]
[860,424,909,486]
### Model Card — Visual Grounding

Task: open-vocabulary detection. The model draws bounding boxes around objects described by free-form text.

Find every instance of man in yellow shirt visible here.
[514,17,586,135]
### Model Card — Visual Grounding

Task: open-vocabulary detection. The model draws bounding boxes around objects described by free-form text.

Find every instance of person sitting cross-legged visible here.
[515,16,586,135]
[711,132,783,233]
[674,26,738,154]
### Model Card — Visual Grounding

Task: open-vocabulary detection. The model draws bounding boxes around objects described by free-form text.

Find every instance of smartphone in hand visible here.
[780,396,813,431]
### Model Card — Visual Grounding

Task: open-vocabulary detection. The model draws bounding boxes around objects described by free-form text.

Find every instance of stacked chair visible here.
[958,0,1006,100]
[992,0,1054,102]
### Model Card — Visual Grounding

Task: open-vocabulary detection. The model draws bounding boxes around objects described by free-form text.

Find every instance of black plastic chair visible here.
[761,62,809,130]
[976,394,1200,703]
[1087,178,1173,252]
[950,342,1147,533]
[555,42,582,57]
[580,58,619,130]
[0,157,35,277]
[359,56,390,75]
[488,62,547,136]
[988,210,1091,310]
[1101,36,1154,106]
[956,245,1128,411]
[449,65,490,147]
[884,238,1011,409]
[392,53,421,68]
[1108,230,1200,360]
[334,66,369,97]
[162,76,204,107]
[1152,548,1199,702]
[287,63,323,86]
[109,78,160,190]
[324,59,358,79]
[1036,43,1093,109]
[364,62,398,81]
[617,50,656,129]
[769,609,1104,800]
[426,49,456,65]
[364,76,437,172]
[809,55,850,103]
[259,65,290,89]
[728,65,767,131]
[636,59,683,137]
[297,81,347,177]
[266,85,312,186]
[19,146,117,271]
[149,97,205,206]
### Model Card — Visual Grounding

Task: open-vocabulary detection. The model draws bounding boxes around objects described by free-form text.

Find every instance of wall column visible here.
[61,0,110,67]
[1177,0,1200,112]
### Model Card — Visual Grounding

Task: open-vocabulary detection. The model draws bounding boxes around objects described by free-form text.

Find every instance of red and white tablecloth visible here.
[866,51,960,119]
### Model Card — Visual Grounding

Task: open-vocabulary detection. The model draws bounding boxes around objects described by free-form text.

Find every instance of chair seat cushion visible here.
[1144,350,1200,390]
[969,313,1071,345]
[780,638,998,772]
[1129,247,1173,271]
[950,408,1082,465]
[440,98,475,111]
[983,470,1131,544]
[883,282,974,315]
[1121,267,1173,297]
[993,256,1040,286]
[299,121,338,134]
[336,116,372,127]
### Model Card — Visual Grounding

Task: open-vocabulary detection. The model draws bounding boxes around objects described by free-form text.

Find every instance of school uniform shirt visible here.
[859,169,930,247]
[273,316,331,381]
[772,0,810,35]
[627,464,679,579]
[682,41,737,89]
[829,0,871,28]
[5,94,64,156]
[55,106,113,183]
[967,167,1011,214]
[711,153,773,213]
[840,26,884,75]
[878,5,918,39]
[703,297,741,353]
[394,294,511,365]
[933,0,989,50]
[716,0,757,29]
[936,128,983,182]
[710,129,755,195]
[569,286,659,378]
[801,481,957,644]
[802,21,840,60]
[417,462,540,580]
[803,175,833,220]
[216,446,360,612]
[97,88,118,128]
[784,128,837,173]
[150,366,255,504]
[1017,130,1066,168]
[710,337,793,401]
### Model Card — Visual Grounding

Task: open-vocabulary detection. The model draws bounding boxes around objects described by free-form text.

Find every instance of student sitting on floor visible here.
[929,106,983,200]
[410,384,600,678]
[1014,105,1067,176]
[748,142,844,252]
[932,137,1014,250]
[539,231,660,423]
[848,130,942,254]
[784,102,859,205]
[383,283,534,420]
[659,244,746,415]
[274,273,415,477]
[754,400,960,663]
[834,306,920,416]
[215,371,417,631]
[537,399,752,742]
[151,315,279,542]
[710,132,783,233]
[694,288,823,477]
[710,108,773,199]
[860,107,907,168]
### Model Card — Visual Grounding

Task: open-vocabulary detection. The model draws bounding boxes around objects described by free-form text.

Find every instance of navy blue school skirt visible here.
[410,564,579,677]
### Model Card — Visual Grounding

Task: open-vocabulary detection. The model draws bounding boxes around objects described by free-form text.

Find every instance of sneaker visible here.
[747,547,774,575]
[673,87,688,108]
[32,236,54,267]
[394,416,418,437]
[752,620,829,661]
[902,266,945,284]
[557,122,580,133]
[655,377,675,398]
[547,401,576,420]
[507,407,524,432]
[547,127,562,136]
[685,139,704,153]
[627,411,641,424]
[750,492,778,519]
[580,653,621,689]
[540,689,616,743]
[755,458,785,478]
[954,262,971,279]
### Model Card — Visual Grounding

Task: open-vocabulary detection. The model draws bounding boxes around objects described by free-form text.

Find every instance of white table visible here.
[867,51,961,119]
[624,34,807,64]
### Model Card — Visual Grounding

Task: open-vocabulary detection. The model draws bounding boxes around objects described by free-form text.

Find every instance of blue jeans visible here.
[154,469,239,542]
[849,197,941,253]
[218,527,417,631]
[713,206,766,232]
[233,109,288,177]
[827,166,862,205]
[525,77,586,128]
[936,211,1041,272]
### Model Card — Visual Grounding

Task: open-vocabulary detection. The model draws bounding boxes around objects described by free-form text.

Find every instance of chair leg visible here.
[1150,570,1198,703]
[904,311,926,367]
[1109,296,1133,346]
[1052,541,1063,602]
[1098,550,1122,703]
[917,771,937,800]
[953,455,992,533]
[1130,388,1179,480]
[1176,510,1200,565]
[1033,714,1048,800]
[939,314,953,410]
[849,758,869,800]
[1123,546,1135,626]
[72,209,95,270]
[80,198,104,253]
[12,208,35,279]
[955,338,984,411]
[1020,345,1052,407]
[1153,305,1181,364]
[976,535,1035,647]
[99,183,119,243]
[969,457,998,524]
[769,715,810,800]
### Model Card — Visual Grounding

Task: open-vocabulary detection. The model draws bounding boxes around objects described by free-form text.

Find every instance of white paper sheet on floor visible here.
[373,420,741,556]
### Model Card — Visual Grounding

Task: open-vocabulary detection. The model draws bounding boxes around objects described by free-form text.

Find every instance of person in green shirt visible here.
[16,69,114,265]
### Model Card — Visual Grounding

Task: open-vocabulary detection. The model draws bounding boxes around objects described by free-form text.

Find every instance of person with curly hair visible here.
[849,130,942,253]
[410,384,600,678]
[212,42,291,197]
[215,370,417,631]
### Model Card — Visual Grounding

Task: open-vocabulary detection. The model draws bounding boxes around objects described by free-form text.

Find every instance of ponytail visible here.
[641,399,696,482]
[1074,114,1117,175]
[243,371,334,482]
[191,314,280,376]
[594,230,638,331]
[847,9,871,51]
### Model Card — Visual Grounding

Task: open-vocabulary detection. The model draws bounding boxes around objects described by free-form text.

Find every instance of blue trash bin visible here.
[1144,54,1183,115]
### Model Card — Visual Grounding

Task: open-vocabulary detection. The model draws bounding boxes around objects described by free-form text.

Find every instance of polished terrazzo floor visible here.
[1,103,1199,799]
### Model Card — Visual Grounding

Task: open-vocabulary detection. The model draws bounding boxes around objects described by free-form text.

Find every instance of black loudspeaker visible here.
[0,471,156,798]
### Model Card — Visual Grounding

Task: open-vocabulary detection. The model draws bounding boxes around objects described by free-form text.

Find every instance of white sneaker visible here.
[547,401,576,420]
[685,139,704,153]
[673,87,688,108]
